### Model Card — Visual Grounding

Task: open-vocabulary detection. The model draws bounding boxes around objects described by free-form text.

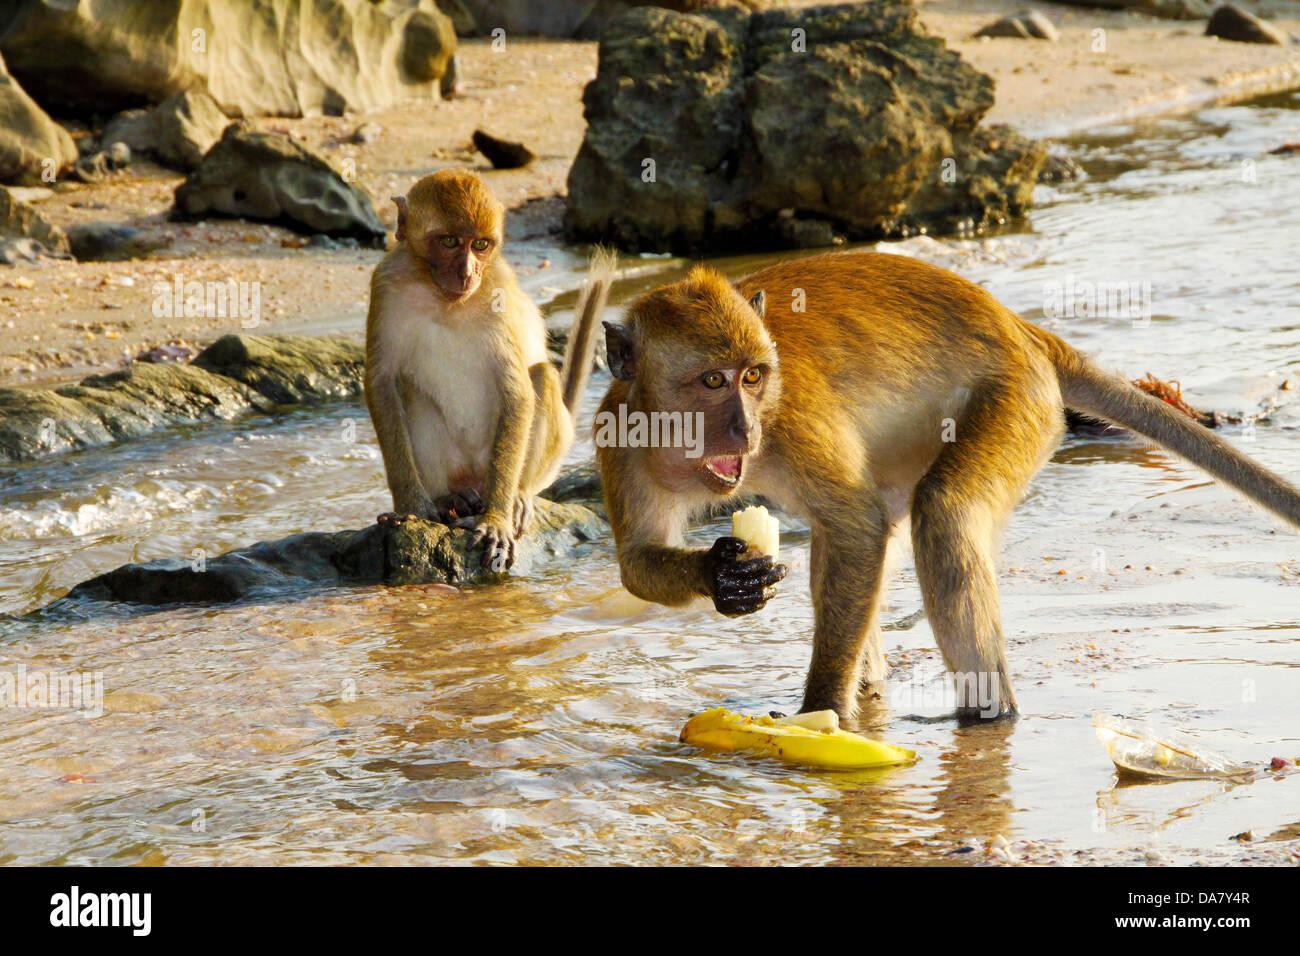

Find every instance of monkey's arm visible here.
[599,448,787,614]
[365,367,433,517]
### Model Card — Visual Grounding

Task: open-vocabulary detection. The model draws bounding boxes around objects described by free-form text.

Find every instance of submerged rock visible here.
[53,499,607,607]
[0,50,77,185]
[0,334,364,462]
[565,2,1046,253]
[0,0,456,117]
[173,124,387,244]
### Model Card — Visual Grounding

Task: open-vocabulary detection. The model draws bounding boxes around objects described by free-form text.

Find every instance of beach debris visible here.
[1066,372,1235,435]
[472,129,537,169]
[1205,4,1287,45]
[681,707,916,770]
[1092,713,1255,781]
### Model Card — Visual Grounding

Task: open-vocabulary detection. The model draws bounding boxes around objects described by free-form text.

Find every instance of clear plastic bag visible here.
[1092,712,1255,781]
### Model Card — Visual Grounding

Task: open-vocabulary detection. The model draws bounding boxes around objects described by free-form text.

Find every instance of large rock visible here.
[101,91,232,172]
[0,334,364,462]
[0,49,77,184]
[52,499,607,607]
[565,2,1046,253]
[0,0,456,118]
[439,0,766,37]
[173,123,387,243]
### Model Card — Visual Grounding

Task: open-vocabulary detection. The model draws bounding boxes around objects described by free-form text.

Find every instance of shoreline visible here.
[2,0,1299,391]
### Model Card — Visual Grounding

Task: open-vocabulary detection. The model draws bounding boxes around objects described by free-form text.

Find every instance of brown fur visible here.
[598,250,1300,720]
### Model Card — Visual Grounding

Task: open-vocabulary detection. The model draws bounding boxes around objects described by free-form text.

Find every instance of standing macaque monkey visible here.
[365,169,616,569]
[597,251,1300,721]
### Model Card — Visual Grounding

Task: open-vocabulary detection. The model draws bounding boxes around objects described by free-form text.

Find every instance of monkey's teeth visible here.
[706,456,743,484]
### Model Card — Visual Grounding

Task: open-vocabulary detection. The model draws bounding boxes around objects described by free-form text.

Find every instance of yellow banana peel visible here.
[680,707,916,770]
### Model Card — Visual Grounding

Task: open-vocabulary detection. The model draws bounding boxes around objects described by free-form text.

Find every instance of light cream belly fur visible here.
[375,284,549,499]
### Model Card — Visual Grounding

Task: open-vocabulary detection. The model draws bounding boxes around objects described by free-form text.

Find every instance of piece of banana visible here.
[680,707,916,770]
[731,505,779,559]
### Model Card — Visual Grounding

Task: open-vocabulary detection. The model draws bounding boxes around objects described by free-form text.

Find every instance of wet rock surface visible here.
[0,0,456,117]
[565,1,1047,253]
[50,498,607,608]
[0,334,364,462]
[173,124,388,243]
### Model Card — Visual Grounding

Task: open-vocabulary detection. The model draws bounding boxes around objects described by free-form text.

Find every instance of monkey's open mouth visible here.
[704,455,744,487]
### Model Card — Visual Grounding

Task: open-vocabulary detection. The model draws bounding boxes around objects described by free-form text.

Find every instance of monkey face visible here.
[391,169,505,303]
[424,232,495,300]
[692,363,771,493]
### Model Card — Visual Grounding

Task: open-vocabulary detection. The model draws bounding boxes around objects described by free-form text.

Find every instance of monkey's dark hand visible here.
[704,536,788,617]
[432,488,485,525]
[465,513,517,572]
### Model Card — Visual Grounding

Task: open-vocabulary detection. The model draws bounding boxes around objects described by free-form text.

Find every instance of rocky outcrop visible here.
[0,50,77,185]
[173,124,387,243]
[101,91,232,172]
[0,184,68,260]
[438,0,766,37]
[0,334,364,462]
[564,2,1047,254]
[51,499,607,607]
[0,0,456,118]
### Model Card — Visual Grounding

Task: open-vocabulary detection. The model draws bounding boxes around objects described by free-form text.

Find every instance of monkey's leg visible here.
[802,498,891,720]
[910,379,1061,722]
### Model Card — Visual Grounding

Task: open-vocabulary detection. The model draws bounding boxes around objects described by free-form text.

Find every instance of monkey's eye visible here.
[741,367,763,386]
[470,238,490,252]
[438,235,458,248]
[702,371,727,389]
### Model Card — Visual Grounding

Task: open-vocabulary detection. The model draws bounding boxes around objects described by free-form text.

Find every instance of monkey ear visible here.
[748,289,766,320]
[391,195,409,241]
[603,321,636,381]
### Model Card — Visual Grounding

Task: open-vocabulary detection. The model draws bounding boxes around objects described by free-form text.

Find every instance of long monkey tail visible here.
[560,246,618,417]
[1030,325,1300,529]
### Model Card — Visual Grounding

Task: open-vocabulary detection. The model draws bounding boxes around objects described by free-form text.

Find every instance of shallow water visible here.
[1,92,1299,865]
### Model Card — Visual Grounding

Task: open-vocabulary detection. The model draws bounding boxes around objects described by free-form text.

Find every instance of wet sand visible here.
[4,1,1300,389]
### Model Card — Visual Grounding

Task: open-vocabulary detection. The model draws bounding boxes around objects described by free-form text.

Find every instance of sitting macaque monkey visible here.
[365,169,615,568]
[597,251,1300,721]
